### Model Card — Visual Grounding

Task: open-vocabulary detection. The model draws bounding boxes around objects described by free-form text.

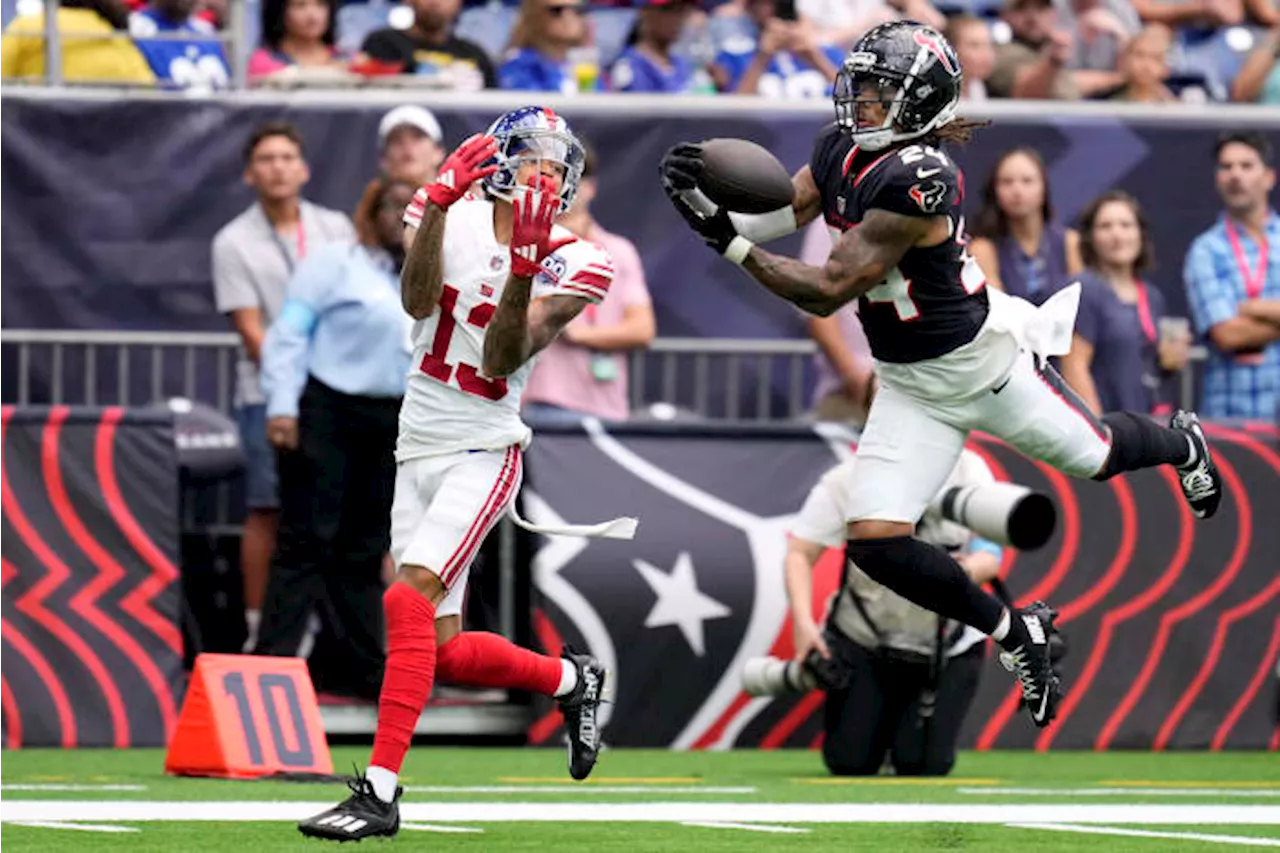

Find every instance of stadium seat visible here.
[455,1,516,63]
[336,0,395,56]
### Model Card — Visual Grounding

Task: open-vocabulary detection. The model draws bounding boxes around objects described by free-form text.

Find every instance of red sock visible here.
[436,631,562,696]
[369,583,437,773]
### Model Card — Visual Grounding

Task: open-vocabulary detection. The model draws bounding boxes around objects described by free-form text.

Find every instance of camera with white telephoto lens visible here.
[741,482,1058,698]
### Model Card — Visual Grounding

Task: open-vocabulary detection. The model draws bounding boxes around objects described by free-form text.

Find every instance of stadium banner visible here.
[4,94,1280,346]
[522,420,1280,751]
[1,406,184,748]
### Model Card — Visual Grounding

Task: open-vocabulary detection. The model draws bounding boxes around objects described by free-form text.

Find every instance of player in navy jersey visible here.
[660,20,1223,729]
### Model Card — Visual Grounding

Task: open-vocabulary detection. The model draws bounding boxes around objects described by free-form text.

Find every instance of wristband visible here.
[724,235,754,266]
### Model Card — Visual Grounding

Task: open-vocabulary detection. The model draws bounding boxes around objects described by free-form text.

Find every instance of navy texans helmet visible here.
[482,105,586,215]
[834,21,963,151]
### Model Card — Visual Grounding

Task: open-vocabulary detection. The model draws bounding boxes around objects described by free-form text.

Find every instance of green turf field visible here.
[3,748,1278,851]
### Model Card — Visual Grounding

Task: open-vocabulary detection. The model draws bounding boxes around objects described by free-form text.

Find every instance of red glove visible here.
[509,177,577,278]
[426,134,500,209]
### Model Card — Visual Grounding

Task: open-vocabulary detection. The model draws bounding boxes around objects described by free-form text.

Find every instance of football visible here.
[697,138,795,214]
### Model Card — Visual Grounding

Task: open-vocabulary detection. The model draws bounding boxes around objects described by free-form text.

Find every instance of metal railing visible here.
[0,327,1206,418]
[0,329,823,420]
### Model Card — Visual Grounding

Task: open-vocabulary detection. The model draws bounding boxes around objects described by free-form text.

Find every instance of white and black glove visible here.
[659,143,751,263]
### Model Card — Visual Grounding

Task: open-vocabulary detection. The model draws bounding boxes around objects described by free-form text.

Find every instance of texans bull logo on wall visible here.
[522,420,1280,751]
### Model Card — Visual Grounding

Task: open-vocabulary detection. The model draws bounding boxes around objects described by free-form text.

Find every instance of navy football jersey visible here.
[809,123,988,364]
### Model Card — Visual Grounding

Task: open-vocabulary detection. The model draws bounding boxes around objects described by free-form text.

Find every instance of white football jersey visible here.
[396,192,614,461]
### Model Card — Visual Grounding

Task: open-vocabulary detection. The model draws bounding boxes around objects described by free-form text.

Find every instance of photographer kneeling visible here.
[755,449,1021,776]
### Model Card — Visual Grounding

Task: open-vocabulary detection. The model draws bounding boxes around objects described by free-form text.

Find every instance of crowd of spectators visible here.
[4,0,1280,102]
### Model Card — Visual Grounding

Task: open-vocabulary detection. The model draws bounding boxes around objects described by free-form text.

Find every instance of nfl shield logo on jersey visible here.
[837,196,846,215]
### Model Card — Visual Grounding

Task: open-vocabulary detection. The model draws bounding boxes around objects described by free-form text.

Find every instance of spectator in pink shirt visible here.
[248,0,345,81]
[524,140,657,422]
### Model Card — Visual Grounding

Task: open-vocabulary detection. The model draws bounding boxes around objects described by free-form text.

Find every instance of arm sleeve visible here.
[1074,280,1101,346]
[261,248,344,418]
[211,235,260,314]
[788,479,847,549]
[540,239,615,304]
[403,186,429,230]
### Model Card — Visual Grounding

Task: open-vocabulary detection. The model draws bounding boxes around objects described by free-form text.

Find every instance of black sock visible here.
[846,536,1005,636]
[1095,411,1195,481]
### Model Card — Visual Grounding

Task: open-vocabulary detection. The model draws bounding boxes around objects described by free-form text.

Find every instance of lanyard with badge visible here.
[1133,280,1165,408]
[268,207,307,274]
[1226,219,1269,365]
[580,303,619,382]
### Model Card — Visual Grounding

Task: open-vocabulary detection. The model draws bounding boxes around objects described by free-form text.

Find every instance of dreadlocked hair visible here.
[929,117,990,147]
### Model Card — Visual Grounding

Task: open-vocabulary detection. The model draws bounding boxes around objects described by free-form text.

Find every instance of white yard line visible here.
[1,784,146,792]
[1009,822,1280,847]
[404,786,757,794]
[0,801,1276,825]
[401,823,485,834]
[961,788,1280,798]
[682,821,810,834]
[9,821,139,833]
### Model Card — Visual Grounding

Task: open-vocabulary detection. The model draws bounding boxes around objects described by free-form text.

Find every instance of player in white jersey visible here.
[300,106,613,843]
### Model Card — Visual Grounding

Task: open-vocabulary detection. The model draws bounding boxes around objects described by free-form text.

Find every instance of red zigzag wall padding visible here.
[522,421,1280,750]
[2,406,183,748]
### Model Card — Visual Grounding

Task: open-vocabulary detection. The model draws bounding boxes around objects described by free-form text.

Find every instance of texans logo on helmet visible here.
[913,29,958,75]
[909,180,948,213]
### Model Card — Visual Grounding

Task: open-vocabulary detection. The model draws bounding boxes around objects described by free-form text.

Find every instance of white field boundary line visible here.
[961,788,1280,798]
[682,821,810,834]
[1,802,1277,825]
[404,786,757,794]
[401,823,485,834]
[9,821,139,833]
[1,784,146,792]
[1009,822,1280,847]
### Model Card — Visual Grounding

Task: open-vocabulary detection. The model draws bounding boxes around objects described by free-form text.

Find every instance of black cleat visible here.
[298,773,400,841]
[557,645,606,780]
[999,601,1062,729]
[1170,410,1222,519]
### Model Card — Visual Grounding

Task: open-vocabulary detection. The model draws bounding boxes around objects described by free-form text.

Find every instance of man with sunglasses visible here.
[298,106,618,842]
[499,0,600,93]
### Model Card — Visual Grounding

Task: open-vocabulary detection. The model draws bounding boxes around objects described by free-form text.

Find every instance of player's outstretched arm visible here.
[401,201,446,319]
[482,186,584,377]
[741,208,936,316]
[401,134,501,319]
[483,283,586,377]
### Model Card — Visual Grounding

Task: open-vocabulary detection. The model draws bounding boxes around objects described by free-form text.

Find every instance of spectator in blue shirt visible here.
[712,0,843,97]
[254,176,417,698]
[499,0,597,92]
[1184,132,1280,422]
[1060,191,1190,416]
[128,0,230,89]
[610,0,709,93]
